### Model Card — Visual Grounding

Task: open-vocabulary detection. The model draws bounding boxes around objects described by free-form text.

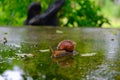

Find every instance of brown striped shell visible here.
[57,40,76,52]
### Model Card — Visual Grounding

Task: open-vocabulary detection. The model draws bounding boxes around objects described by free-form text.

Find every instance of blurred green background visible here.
[0,0,120,28]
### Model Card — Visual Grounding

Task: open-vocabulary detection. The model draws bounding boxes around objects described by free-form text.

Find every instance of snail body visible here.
[51,40,76,58]
[52,50,74,58]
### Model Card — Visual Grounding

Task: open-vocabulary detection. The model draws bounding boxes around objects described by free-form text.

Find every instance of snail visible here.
[57,40,76,52]
[50,40,76,58]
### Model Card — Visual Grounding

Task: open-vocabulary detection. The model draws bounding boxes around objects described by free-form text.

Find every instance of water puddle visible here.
[0,27,120,80]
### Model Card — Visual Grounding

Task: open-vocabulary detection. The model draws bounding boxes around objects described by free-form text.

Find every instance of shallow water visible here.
[0,26,120,80]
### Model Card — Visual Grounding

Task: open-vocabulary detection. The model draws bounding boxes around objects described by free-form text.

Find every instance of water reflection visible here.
[105,30,119,60]
[52,56,75,68]
[0,66,33,80]
[0,27,26,47]
[86,63,120,80]
[1,27,120,79]
[85,29,120,80]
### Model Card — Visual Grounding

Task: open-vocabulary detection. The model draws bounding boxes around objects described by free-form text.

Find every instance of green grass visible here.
[100,0,120,28]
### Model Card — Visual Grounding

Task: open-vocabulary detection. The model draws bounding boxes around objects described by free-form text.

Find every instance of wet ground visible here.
[0,26,120,80]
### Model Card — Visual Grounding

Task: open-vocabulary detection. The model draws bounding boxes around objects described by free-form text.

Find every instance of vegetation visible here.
[0,0,110,27]
[97,0,120,28]
[59,0,109,27]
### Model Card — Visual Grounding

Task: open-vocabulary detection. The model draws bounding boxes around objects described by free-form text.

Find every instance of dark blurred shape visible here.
[25,0,65,26]
[24,2,41,25]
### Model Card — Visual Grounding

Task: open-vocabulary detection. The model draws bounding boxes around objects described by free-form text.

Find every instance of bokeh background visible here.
[0,0,120,28]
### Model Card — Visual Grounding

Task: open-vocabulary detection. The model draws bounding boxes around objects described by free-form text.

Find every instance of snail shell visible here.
[57,40,76,52]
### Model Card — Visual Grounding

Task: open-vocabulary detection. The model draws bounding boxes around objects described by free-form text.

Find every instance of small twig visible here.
[3,37,7,45]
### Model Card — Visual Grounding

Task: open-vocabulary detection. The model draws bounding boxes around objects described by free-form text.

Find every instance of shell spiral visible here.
[57,40,76,52]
